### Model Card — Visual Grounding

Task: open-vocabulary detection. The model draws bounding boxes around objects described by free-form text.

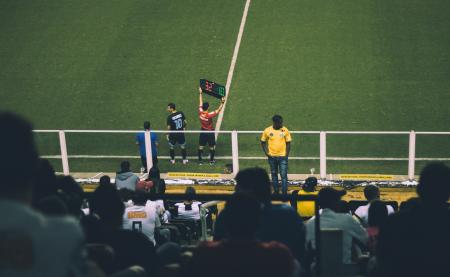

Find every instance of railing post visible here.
[58,130,70,175]
[408,130,416,180]
[320,131,327,179]
[145,131,153,173]
[231,130,239,177]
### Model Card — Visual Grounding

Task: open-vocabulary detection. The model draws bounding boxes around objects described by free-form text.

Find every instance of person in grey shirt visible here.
[115,161,139,191]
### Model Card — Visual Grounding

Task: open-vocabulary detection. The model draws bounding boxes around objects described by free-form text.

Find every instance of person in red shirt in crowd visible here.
[197,87,225,165]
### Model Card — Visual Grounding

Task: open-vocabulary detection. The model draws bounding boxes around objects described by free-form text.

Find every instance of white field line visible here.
[215,0,252,140]
[40,155,450,161]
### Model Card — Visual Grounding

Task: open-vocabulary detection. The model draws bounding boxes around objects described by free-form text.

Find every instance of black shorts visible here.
[168,133,186,146]
[199,132,216,147]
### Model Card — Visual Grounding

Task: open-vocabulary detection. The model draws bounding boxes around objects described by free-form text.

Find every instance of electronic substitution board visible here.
[200,79,226,99]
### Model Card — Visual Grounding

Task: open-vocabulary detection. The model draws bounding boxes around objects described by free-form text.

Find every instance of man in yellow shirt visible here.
[261,115,292,194]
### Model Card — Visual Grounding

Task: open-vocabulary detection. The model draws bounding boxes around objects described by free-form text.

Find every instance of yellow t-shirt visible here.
[297,190,318,218]
[261,126,292,156]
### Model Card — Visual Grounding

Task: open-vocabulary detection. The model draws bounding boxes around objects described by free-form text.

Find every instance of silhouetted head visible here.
[90,185,125,229]
[303,177,318,192]
[337,200,350,214]
[399,197,421,211]
[364,184,380,201]
[99,175,112,187]
[32,158,57,207]
[119,161,131,173]
[223,193,261,239]
[318,187,346,211]
[56,175,84,217]
[417,162,450,207]
[272,115,283,130]
[133,190,148,206]
[149,167,161,180]
[143,121,151,130]
[185,186,196,202]
[202,102,210,111]
[0,112,39,202]
[235,167,272,204]
[368,200,388,227]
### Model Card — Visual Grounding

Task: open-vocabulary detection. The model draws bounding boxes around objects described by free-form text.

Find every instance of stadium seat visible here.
[319,229,364,277]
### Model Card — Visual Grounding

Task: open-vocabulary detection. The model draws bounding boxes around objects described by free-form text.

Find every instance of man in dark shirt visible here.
[166,103,188,164]
[185,193,295,277]
[376,162,450,277]
[214,167,306,265]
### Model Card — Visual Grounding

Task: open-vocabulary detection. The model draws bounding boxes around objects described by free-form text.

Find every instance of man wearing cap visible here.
[297,177,319,217]
[305,187,368,264]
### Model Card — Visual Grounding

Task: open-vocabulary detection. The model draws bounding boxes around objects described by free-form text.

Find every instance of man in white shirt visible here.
[122,191,161,245]
[306,187,368,264]
[174,187,202,221]
[355,184,394,226]
[0,113,86,277]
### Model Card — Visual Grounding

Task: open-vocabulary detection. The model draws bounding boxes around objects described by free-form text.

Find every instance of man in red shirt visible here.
[198,87,225,165]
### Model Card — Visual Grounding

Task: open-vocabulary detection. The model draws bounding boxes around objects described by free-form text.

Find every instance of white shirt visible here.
[0,200,86,277]
[174,201,202,220]
[306,208,368,264]
[122,203,161,245]
[354,203,395,226]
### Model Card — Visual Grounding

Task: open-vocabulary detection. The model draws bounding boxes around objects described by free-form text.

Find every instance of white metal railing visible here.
[33,129,450,180]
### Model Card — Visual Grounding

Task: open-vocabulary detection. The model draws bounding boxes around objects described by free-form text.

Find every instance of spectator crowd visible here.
[0,112,449,277]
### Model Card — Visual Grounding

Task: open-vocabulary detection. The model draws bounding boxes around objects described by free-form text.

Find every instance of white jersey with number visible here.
[122,203,161,245]
[174,201,202,220]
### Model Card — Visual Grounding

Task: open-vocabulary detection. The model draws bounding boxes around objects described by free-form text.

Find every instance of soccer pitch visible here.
[1,0,449,175]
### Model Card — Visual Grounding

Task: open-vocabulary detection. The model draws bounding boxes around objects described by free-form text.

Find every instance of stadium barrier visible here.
[34,129,450,180]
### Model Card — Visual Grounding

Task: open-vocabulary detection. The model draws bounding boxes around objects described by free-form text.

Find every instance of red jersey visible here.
[199,106,218,130]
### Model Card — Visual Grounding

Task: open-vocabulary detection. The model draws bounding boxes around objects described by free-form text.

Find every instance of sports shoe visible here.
[170,160,175,164]
[182,159,189,165]
[209,160,216,165]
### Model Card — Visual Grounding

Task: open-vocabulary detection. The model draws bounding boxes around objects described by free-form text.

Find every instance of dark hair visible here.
[223,193,261,239]
[399,197,421,211]
[149,167,161,180]
[368,200,388,227]
[303,177,318,192]
[36,195,68,216]
[133,190,148,205]
[417,162,450,206]
[118,188,134,202]
[272,114,283,123]
[318,187,346,209]
[364,185,380,201]
[202,102,209,111]
[0,112,39,197]
[144,121,151,130]
[32,159,58,207]
[99,175,111,187]
[120,161,131,173]
[168,103,176,110]
[337,200,350,214]
[235,167,271,204]
[56,175,84,217]
[90,185,125,228]
[185,186,196,201]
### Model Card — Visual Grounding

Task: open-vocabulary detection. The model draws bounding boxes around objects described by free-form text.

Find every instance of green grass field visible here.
[1,0,449,175]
